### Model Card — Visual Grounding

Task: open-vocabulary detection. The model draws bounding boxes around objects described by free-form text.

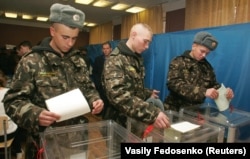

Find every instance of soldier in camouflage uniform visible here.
[164,31,234,111]
[102,23,170,137]
[2,3,103,159]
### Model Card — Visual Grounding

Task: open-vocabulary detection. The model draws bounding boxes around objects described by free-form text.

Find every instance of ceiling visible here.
[0,0,172,29]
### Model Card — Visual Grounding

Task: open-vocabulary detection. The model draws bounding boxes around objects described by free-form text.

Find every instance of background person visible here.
[79,47,92,73]
[0,47,18,83]
[0,70,9,115]
[16,40,32,57]
[92,41,112,119]
[0,69,23,159]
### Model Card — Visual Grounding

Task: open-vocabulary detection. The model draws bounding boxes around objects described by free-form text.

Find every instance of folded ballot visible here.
[45,88,90,122]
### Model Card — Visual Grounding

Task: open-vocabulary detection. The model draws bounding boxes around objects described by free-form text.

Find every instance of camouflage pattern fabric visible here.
[102,41,160,128]
[164,50,220,111]
[2,37,99,158]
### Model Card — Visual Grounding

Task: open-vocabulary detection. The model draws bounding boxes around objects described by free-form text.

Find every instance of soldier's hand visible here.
[92,99,104,114]
[226,88,234,99]
[153,112,170,129]
[205,88,219,99]
[150,90,160,98]
[39,110,60,126]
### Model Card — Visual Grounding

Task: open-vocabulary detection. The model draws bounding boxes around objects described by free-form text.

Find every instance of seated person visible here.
[0,70,22,159]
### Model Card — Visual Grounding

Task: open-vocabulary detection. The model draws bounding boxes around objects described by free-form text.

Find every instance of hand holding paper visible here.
[45,88,90,122]
[214,83,230,111]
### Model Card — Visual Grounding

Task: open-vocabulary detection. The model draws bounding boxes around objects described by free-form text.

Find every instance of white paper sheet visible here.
[45,88,90,122]
[70,152,86,159]
[214,83,230,111]
[170,121,200,133]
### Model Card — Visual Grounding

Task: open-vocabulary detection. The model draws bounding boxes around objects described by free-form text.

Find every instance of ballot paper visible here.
[164,121,200,142]
[70,152,86,159]
[45,88,90,122]
[214,83,230,111]
[170,121,201,133]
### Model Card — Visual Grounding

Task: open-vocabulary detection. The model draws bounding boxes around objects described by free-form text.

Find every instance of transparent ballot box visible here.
[40,120,143,159]
[180,104,250,143]
[127,110,224,143]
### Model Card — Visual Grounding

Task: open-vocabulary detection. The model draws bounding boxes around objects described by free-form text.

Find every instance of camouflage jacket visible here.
[102,41,160,126]
[164,50,220,111]
[3,37,100,135]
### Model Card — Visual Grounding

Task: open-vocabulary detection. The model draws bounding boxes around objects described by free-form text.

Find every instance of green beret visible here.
[193,31,218,51]
[49,3,85,29]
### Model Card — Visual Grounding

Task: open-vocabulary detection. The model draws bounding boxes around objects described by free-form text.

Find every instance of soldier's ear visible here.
[131,31,137,38]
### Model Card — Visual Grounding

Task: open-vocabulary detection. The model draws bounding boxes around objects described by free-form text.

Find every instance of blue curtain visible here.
[86,23,250,112]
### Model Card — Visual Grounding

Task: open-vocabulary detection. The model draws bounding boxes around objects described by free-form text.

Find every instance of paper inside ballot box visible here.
[164,121,200,141]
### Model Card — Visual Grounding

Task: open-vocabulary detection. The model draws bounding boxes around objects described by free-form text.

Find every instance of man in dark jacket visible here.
[164,31,234,111]
[92,41,112,119]
[3,3,103,158]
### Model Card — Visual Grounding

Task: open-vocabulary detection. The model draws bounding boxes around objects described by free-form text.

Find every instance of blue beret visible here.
[49,3,85,29]
[193,31,218,51]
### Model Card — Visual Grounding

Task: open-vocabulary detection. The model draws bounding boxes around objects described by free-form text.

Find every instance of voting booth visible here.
[40,120,143,159]
[127,110,224,143]
[180,103,250,143]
